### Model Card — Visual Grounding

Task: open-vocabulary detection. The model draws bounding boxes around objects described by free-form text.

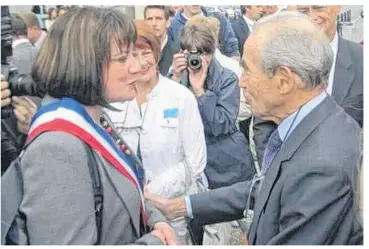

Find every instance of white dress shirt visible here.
[160,33,168,52]
[243,15,255,32]
[327,32,339,95]
[107,75,207,198]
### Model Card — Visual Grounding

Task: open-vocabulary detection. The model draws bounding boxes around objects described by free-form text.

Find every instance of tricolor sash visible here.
[27,97,147,223]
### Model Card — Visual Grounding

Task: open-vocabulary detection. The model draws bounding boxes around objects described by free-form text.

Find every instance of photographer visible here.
[1,75,37,174]
[169,19,255,190]
[1,6,39,174]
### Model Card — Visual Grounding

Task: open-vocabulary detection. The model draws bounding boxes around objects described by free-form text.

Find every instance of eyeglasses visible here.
[296,5,328,15]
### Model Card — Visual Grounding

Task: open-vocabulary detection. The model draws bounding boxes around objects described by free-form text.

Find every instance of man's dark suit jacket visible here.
[189,95,363,244]
[232,17,250,56]
[253,37,363,166]
[158,35,179,76]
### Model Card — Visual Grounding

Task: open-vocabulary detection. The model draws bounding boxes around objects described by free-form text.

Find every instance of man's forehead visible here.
[146,8,166,17]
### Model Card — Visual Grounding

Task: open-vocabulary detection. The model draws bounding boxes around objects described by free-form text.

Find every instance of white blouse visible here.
[106,75,207,199]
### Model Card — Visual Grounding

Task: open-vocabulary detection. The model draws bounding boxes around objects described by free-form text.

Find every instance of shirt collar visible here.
[330,32,339,56]
[243,15,255,28]
[161,33,168,51]
[277,91,327,141]
[12,38,30,48]
[34,30,47,48]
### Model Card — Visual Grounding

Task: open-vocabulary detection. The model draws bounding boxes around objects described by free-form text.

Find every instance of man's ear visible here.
[274,66,296,94]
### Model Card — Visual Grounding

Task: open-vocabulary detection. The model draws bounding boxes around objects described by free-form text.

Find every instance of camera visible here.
[187,50,202,71]
[1,6,41,119]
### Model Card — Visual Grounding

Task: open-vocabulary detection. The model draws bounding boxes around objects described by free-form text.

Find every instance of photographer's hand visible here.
[1,74,11,107]
[12,96,37,134]
[188,58,209,96]
[171,50,188,82]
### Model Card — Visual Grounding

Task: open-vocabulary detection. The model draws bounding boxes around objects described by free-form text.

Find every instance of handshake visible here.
[1,74,37,134]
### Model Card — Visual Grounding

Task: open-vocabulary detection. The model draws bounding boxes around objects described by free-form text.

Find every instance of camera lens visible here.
[191,59,199,66]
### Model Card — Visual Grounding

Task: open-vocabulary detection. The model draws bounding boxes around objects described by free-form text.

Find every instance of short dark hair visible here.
[241,5,252,15]
[144,5,169,20]
[11,14,28,37]
[32,6,137,107]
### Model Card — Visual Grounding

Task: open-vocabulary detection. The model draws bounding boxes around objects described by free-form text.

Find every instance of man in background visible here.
[232,6,263,56]
[17,11,47,49]
[144,5,178,76]
[11,13,38,75]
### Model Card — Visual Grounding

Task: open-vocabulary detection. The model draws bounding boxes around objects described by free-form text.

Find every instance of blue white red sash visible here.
[27,97,147,223]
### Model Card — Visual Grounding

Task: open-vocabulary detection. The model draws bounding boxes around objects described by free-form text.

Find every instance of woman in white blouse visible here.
[106,21,207,245]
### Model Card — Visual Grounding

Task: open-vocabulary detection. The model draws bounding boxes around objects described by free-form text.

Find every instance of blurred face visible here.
[104,42,138,102]
[262,5,278,16]
[27,26,40,44]
[129,39,157,85]
[58,9,66,16]
[51,9,58,19]
[239,33,282,119]
[171,5,183,12]
[184,5,202,16]
[245,6,264,20]
[288,5,341,39]
[144,8,170,41]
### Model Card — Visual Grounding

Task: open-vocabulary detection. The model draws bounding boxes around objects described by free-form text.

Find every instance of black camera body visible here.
[1,6,41,119]
[187,50,202,71]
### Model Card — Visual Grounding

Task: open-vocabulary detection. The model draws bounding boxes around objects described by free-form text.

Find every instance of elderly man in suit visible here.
[145,11,363,245]
[253,5,363,167]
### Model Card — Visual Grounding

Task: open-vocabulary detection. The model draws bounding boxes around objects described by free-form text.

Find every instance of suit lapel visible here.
[248,96,338,244]
[240,18,250,40]
[99,154,141,236]
[332,38,354,105]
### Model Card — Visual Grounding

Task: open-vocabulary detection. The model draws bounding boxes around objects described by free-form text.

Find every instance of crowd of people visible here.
[1,5,363,245]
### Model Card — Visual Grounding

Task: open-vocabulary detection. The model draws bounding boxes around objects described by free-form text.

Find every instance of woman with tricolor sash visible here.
[6,6,177,245]
[106,21,208,245]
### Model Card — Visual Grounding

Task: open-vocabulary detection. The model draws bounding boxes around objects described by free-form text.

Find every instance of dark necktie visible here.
[261,129,283,173]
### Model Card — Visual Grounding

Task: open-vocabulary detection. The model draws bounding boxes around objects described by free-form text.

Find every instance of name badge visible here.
[162,108,179,127]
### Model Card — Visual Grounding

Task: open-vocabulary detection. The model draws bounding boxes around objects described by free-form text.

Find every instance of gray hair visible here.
[11,13,28,37]
[180,20,216,55]
[16,11,40,28]
[254,11,333,89]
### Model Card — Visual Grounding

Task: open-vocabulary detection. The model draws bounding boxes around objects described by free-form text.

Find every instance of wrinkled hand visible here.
[12,96,37,134]
[144,190,187,220]
[188,57,209,96]
[153,222,178,245]
[1,75,11,107]
[171,51,188,81]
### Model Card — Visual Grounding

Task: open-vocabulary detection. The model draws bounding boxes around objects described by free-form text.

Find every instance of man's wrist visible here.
[168,198,188,219]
